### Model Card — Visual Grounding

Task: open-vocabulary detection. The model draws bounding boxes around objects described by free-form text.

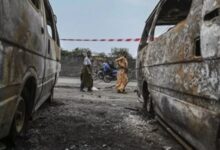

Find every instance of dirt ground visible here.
[13,78,183,150]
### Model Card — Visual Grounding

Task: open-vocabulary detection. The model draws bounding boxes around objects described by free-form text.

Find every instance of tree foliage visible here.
[61,49,71,57]
[62,47,133,60]
[97,52,107,58]
[72,48,91,57]
[61,48,91,57]
[111,48,132,59]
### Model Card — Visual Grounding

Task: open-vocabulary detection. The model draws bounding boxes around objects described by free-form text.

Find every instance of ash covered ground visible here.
[14,78,183,150]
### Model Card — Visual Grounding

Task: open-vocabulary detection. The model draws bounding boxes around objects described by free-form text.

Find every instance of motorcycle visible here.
[97,68,117,83]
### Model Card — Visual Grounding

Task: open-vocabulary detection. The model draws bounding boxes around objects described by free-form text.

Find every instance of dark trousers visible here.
[80,73,84,90]
[80,81,93,91]
[80,74,93,91]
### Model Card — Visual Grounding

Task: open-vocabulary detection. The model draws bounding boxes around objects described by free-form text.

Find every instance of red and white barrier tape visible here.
[61,38,141,42]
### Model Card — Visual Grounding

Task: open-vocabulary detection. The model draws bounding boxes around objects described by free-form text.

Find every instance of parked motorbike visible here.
[97,68,104,80]
[97,68,117,83]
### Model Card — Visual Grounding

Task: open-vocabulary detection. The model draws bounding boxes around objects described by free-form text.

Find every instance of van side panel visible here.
[0,0,45,84]
[0,41,18,138]
[152,91,220,150]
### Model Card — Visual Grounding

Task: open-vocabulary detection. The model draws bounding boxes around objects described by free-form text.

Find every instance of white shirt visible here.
[83,56,92,65]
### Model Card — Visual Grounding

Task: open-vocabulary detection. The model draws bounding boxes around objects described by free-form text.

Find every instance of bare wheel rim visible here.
[15,97,26,133]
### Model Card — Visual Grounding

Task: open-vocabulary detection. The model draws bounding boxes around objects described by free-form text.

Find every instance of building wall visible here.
[60,55,136,80]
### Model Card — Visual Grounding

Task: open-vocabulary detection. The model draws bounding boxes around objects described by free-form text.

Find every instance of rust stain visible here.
[178,46,185,60]
[174,19,187,33]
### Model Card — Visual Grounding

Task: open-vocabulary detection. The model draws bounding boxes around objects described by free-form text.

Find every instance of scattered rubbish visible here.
[111,104,117,107]
[163,146,172,150]
[137,96,144,103]
[124,107,140,112]
[92,87,99,91]
[13,77,183,149]
[147,119,157,125]
[150,127,158,133]
[69,145,76,149]
[104,85,115,89]
[133,89,138,93]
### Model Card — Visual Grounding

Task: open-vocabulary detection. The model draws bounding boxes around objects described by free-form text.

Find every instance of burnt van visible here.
[0,0,61,141]
[137,0,220,149]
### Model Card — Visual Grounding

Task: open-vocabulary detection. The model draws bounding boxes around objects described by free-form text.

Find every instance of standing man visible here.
[80,51,93,92]
[115,54,128,93]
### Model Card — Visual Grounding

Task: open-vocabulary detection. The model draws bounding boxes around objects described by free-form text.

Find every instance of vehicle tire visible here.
[47,75,56,103]
[47,87,54,104]
[103,75,111,83]
[97,71,104,80]
[7,96,27,144]
[142,83,154,115]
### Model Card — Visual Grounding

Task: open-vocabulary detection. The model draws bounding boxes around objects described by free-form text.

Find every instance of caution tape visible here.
[61,38,141,42]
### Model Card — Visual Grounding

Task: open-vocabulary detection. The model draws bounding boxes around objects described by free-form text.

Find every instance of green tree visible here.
[72,48,91,57]
[110,48,132,59]
[61,49,72,57]
[97,52,107,58]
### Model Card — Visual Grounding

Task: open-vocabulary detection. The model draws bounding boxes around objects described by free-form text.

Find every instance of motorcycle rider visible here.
[103,61,111,75]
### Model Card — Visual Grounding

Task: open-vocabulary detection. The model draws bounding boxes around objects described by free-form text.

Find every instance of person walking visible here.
[115,54,128,93]
[80,51,93,92]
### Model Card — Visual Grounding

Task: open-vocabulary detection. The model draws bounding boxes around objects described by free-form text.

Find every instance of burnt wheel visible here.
[142,82,154,115]
[7,97,27,144]
[47,88,54,104]
[14,97,26,134]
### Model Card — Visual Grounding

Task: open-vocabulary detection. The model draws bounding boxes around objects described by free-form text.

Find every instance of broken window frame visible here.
[138,1,164,50]
[148,0,193,42]
[44,1,56,41]
[148,1,165,42]
[29,0,41,11]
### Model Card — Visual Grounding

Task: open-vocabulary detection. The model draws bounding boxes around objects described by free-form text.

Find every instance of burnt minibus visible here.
[137,0,220,149]
[0,0,61,141]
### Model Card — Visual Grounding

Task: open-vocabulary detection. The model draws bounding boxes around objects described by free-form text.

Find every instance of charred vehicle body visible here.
[137,0,220,149]
[0,0,61,141]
